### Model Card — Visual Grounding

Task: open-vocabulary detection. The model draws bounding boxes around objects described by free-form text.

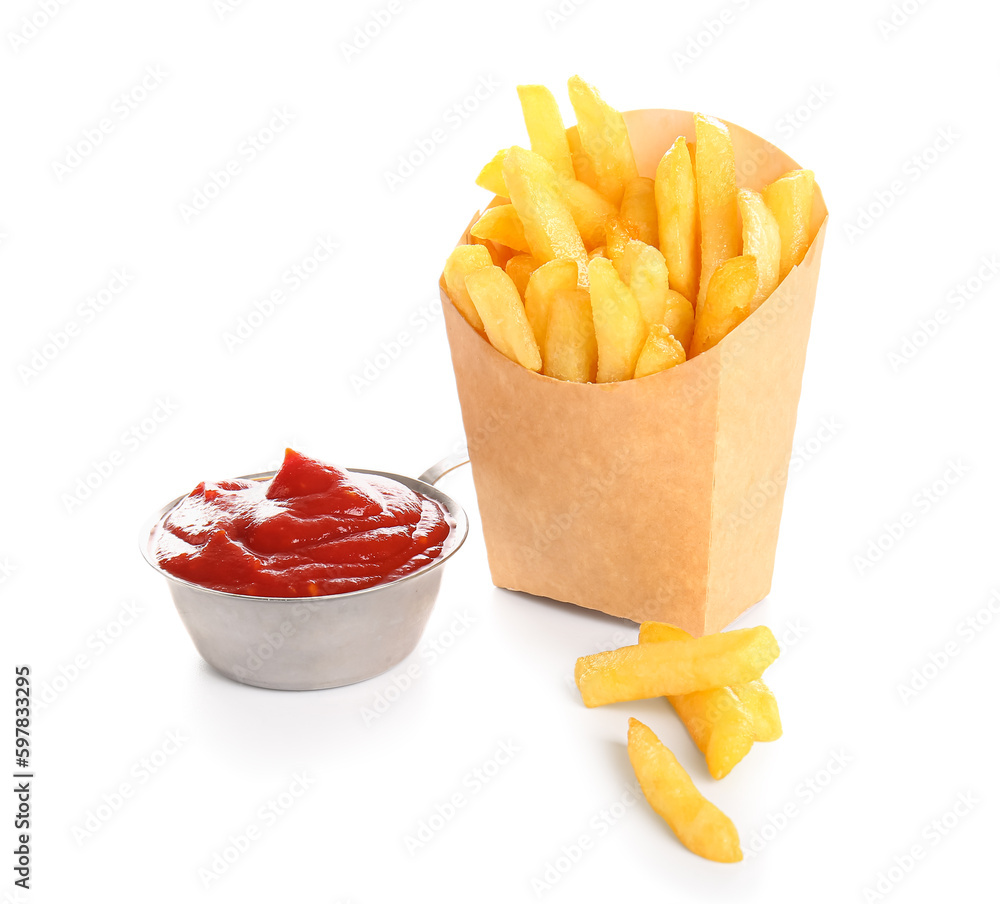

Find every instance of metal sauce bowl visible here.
[140,460,469,691]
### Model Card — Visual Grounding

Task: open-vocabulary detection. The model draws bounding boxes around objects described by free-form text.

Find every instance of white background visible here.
[3,0,999,901]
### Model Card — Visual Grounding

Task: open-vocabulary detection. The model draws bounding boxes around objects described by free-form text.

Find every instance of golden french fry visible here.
[654,136,699,305]
[464,265,542,371]
[566,126,599,190]
[476,149,508,197]
[694,114,741,309]
[588,246,607,260]
[517,84,576,182]
[561,178,616,249]
[638,622,754,779]
[470,204,531,254]
[738,188,780,310]
[543,282,597,383]
[763,169,815,279]
[662,289,694,354]
[587,257,647,383]
[502,146,589,284]
[689,255,758,357]
[628,718,742,863]
[732,678,782,743]
[615,240,669,326]
[567,75,638,206]
[574,625,779,707]
[524,259,578,349]
[504,253,540,299]
[442,244,492,331]
[634,324,685,380]
[620,176,658,247]
[481,148,615,251]
[604,214,636,265]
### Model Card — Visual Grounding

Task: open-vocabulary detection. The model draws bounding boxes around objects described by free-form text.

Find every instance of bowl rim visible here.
[139,467,469,603]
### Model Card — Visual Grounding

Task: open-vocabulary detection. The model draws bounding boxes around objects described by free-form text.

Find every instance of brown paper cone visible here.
[441,110,828,636]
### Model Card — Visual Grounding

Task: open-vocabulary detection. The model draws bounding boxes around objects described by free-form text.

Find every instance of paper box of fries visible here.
[440,81,827,636]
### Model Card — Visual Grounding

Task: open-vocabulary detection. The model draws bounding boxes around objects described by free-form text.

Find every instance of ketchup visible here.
[152,449,452,597]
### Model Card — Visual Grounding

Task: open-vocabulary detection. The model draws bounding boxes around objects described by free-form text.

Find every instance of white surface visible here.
[3,0,998,901]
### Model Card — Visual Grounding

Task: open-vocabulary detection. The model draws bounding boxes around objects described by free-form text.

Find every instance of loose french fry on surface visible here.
[615,239,669,326]
[732,678,783,742]
[476,149,508,197]
[543,282,598,383]
[763,169,815,279]
[694,114,741,309]
[443,244,492,331]
[620,176,658,247]
[567,75,638,207]
[464,266,542,371]
[634,324,686,380]
[470,204,531,254]
[587,257,647,383]
[638,622,755,779]
[524,259,578,349]
[662,289,695,354]
[517,84,576,182]
[574,625,779,707]
[654,136,699,305]
[502,146,590,284]
[628,719,743,863]
[689,255,758,357]
[738,188,781,311]
[504,253,540,299]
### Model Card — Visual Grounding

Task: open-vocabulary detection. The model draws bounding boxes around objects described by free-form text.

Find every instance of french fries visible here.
[445,77,820,382]
[543,282,597,383]
[470,204,530,254]
[517,84,576,182]
[504,253,540,298]
[573,622,782,860]
[732,678,782,742]
[502,146,590,284]
[689,255,758,357]
[561,178,616,249]
[567,75,638,207]
[588,257,646,383]
[614,239,669,326]
[604,214,635,264]
[655,136,699,305]
[524,259,577,348]
[663,289,695,353]
[634,323,685,380]
[574,625,779,707]
[442,244,492,331]
[639,621,756,779]
[464,266,542,371]
[738,188,781,311]
[763,168,815,279]
[694,114,741,310]
[566,126,598,190]
[476,149,508,197]
[628,719,743,863]
[620,176,658,247]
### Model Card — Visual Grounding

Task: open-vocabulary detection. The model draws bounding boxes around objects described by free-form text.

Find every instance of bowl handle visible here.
[418,451,470,486]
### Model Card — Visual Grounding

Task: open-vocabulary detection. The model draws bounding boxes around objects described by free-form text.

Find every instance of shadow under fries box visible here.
[440,109,828,636]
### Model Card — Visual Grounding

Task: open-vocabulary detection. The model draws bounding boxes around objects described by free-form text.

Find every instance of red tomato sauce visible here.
[152,449,452,597]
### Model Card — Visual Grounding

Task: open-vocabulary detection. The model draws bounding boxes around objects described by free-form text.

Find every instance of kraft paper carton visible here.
[441,109,828,635]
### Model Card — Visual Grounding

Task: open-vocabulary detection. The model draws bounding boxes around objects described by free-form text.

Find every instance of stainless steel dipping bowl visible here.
[141,467,469,691]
